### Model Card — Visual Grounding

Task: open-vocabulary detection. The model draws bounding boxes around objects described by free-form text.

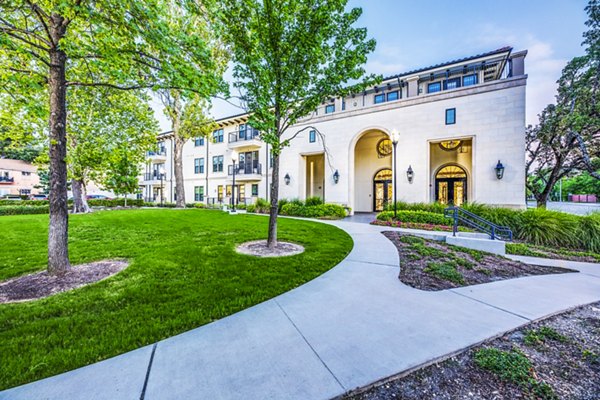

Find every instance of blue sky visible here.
[152,0,589,130]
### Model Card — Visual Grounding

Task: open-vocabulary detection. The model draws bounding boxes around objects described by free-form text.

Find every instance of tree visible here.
[67,88,157,213]
[103,148,142,206]
[218,0,378,248]
[526,0,600,207]
[0,1,225,275]
[160,91,219,208]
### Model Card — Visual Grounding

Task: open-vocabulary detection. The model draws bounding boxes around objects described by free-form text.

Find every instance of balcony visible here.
[0,176,15,184]
[228,130,261,149]
[227,163,262,181]
[147,148,167,162]
[143,172,166,184]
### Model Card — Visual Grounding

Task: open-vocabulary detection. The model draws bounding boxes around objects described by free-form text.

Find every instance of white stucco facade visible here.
[139,47,527,212]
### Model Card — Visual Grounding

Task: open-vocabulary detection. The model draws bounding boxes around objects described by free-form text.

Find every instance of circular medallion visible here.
[377,138,392,157]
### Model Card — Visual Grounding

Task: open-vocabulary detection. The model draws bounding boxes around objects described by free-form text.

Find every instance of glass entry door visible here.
[373,168,393,211]
[435,165,467,206]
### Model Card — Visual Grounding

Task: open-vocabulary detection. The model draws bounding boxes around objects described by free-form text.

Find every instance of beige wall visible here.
[0,159,40,196]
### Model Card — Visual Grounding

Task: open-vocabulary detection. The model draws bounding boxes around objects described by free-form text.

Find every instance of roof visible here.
[382,46,513,82]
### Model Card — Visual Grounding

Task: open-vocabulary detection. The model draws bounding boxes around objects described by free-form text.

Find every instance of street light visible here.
[231,157,237,212]
[390,129,400,219]
[159,166,166,207]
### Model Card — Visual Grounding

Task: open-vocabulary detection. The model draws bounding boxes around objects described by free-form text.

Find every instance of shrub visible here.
[384,201,446,214]
[0,199,49,206]
[377,210,449,225]
[516,208,579,248]
[0,205,49,216]
[87,199,144,207]
[305,196,323,206]
[277,198,289,212]
[577,213,600,253]
[280,203,346,219]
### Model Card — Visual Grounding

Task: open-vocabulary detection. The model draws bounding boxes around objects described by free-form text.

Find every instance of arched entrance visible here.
[351,129,392,213]
[435,165,467,206]
[373,168,392,211]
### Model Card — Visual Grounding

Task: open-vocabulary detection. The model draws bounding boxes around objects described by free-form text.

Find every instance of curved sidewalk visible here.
[2,220,600,400]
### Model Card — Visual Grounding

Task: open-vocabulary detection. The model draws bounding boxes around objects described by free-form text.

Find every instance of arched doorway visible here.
[435,165,467,206]
[373,168,392,211]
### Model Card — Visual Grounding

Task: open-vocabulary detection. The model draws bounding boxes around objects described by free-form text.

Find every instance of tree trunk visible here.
[267,152,279,248]
[47,18,70,275]
[174,136,185,208]
[72,178,91,213]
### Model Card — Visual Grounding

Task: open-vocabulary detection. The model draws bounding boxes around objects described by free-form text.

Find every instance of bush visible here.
[516,208,580,248]
[87,199,144,207]
[578,213,600,253]
[185,203,206,209]
[277,198,289,213]
[0,205,49,216]
[280,203,347,219]
[384,201,446,214]
[377,210,449,225]
[0,199,50,206]
[305,196,323,206]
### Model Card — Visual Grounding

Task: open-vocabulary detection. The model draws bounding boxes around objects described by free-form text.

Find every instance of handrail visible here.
[444,206,513,241]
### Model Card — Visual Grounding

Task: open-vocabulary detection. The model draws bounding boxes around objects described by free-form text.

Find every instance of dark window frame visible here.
[374,93,385,104]
[212,155,224,172]
[325,104,335,114]
[251,184,259,196]
[463,74,478,87]
[194,137,204,147]
[309,130,316,143]
[428,82,442,93]
[386,91,399,101]
[445,108,456,125]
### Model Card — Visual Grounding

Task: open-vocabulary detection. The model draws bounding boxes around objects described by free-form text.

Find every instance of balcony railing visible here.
[144,172,165,181]
[228,163,262,176]
[0,176,15,183]
[147,148,167,157]
[228,129,260,143]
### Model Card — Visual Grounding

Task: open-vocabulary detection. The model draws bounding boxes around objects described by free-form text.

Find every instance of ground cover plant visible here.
[383,232,574,291]
[345,302,600,400]
[0,209,352,390]
[507,242,600,263]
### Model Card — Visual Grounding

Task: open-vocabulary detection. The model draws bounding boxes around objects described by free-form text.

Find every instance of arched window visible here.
[374,168,392,181]
[436,165,467,179]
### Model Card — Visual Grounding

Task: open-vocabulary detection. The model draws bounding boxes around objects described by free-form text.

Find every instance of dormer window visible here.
[428,82,442,93]
[463,74,478,87]
[444,77,461,90]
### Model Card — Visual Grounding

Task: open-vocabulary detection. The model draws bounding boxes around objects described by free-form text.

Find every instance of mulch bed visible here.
[344,302,600,400]
[383,231,575,291]
[235,240,304,258]
[0,260,128,303]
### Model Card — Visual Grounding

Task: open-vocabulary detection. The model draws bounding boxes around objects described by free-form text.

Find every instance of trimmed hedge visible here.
[280,203,347,219]
[377,210,448,225]
[0,199,49,206]
[381,202,600,252]
[0,205,49,216]
[88,199,144,207]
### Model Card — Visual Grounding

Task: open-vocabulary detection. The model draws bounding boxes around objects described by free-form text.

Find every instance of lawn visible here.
[0,209,353,390]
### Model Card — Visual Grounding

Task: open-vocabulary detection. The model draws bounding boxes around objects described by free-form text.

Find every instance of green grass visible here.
[0,209,353,390]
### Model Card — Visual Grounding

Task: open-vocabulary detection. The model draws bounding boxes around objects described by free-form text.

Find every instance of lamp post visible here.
[232,158,237,212]
[390,129,400,219]
[159,166,165,207]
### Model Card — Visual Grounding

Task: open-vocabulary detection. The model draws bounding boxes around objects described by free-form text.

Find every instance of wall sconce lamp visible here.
[495,160,505,180]
[333,170,340,184]
[284,173,291,185]
[406,165,414,183]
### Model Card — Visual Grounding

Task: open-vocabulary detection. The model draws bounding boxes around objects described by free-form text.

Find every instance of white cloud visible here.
[466,24,569,125]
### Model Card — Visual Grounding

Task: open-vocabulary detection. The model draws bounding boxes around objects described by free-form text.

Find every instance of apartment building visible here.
[140,47,527,212]
[0,159,41,197]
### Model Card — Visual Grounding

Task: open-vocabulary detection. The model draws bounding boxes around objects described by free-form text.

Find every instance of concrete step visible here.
[446,235,506,255]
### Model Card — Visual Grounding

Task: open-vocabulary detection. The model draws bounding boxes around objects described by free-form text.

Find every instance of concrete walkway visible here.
[2,220,600,400]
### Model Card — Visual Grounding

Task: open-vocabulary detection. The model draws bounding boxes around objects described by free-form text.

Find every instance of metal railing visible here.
[147,148,166,157]
[228,129,260,143]
[444,206,513,241]
[143,172,165,181]
[0,176,14,183]
[228,163,262,176]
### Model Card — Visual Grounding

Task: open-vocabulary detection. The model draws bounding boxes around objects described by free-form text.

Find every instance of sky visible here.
[151,0,589,131]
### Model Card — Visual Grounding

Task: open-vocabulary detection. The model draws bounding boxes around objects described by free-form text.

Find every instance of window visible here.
[342,99,346,111]
[463,74,478,87]
[252,184,258,196]
[157,141,166,154]
[194,186,204,201]
[444,77,461,90]
[325,104,335,114]
[386,91,399,101]
[213,129,224,143]
[309,130,316,143]
[194,137,204,146]
[239,124,246,139]
[217,185,223,201]
[212,155,224,172]
[194,158,204,174]
[21,171,31,176]
[445,108,456,125]
[374,93,385,104]
[428,82,442,93]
